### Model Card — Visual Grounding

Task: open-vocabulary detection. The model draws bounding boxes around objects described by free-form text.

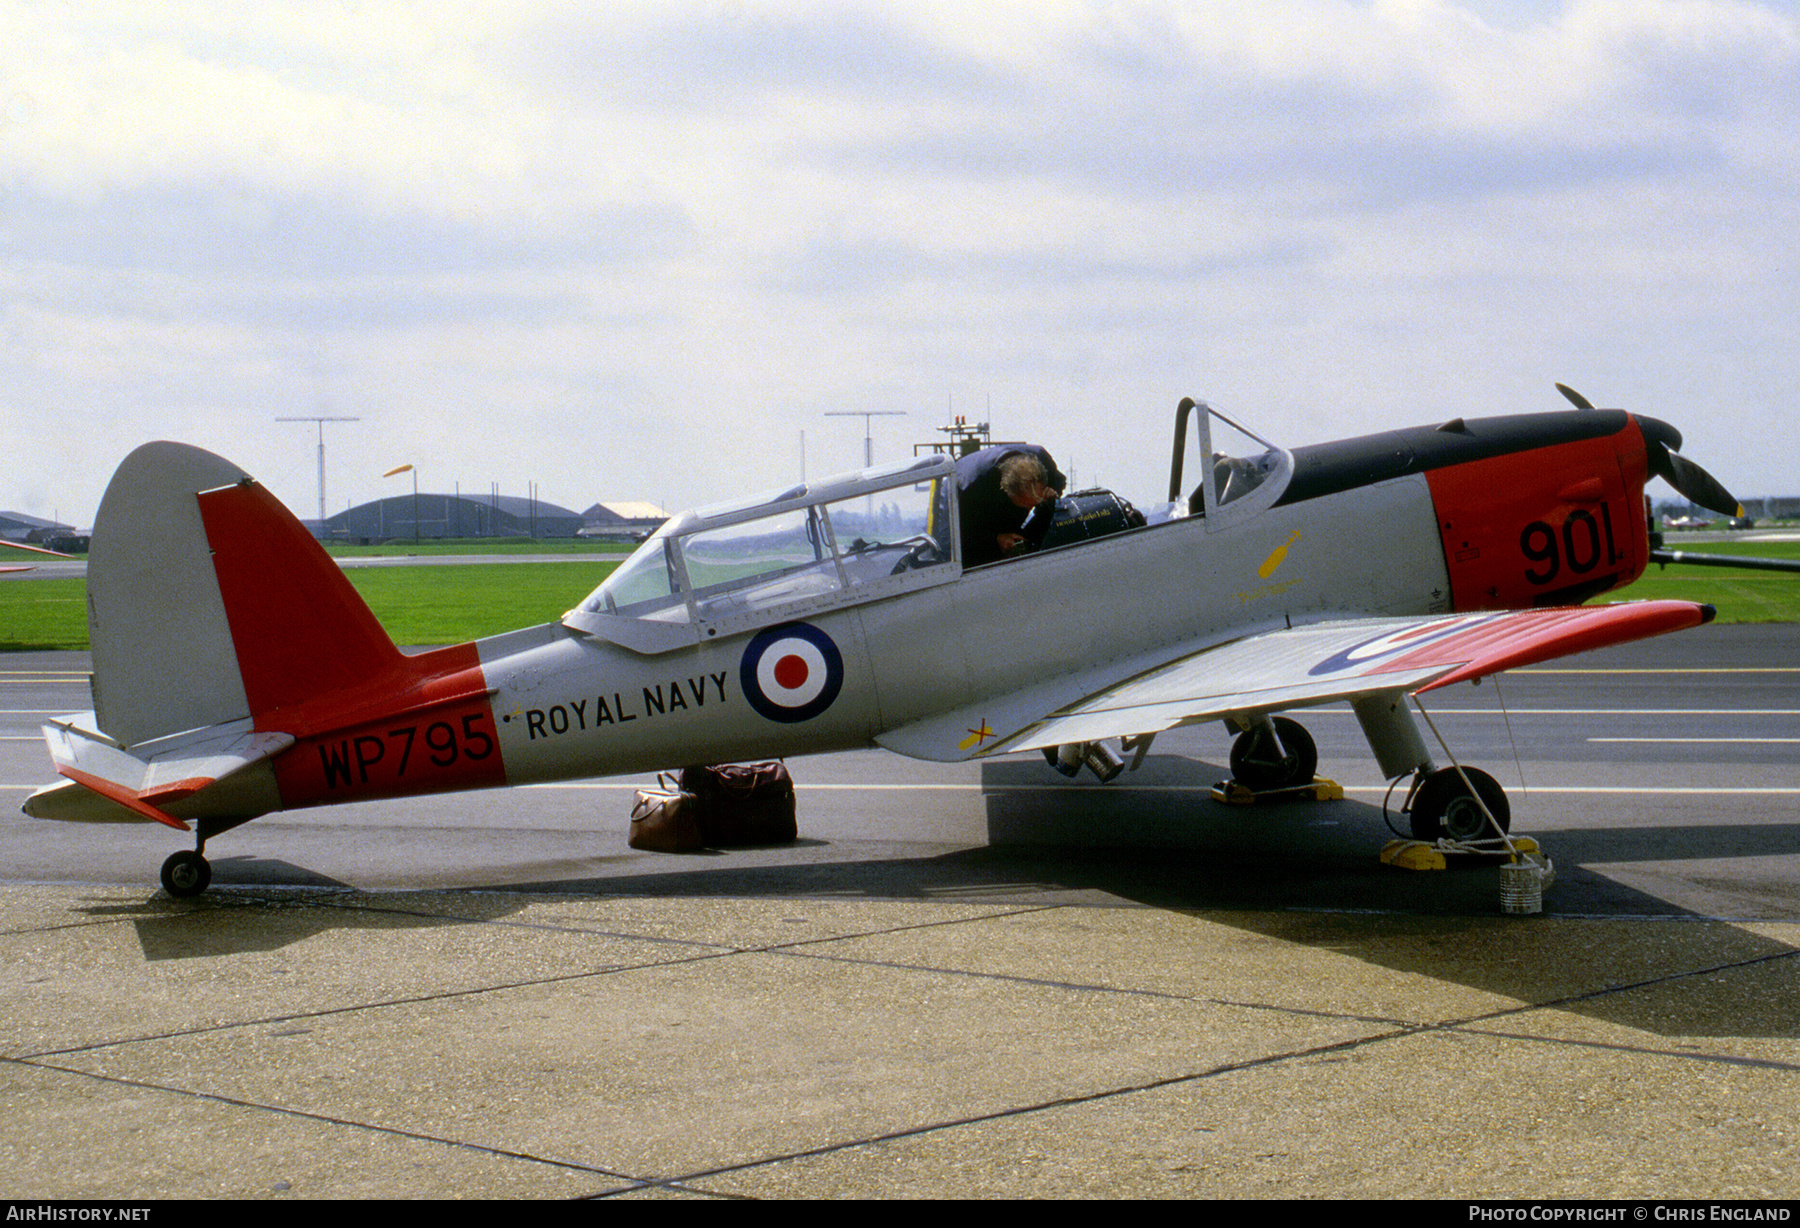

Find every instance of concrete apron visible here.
[1,885,1796,1199]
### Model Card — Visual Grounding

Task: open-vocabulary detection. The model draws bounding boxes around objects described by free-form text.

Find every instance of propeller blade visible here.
[1650,548,1800,574]
[1663,451,1743,519]
[1631,413,1738,516]
[1555,383,1595,410]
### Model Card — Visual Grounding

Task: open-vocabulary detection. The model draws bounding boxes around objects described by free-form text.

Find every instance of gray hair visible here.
[998,454,1048,500]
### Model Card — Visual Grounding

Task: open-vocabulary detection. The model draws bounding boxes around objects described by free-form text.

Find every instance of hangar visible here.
[0,511,74,545]
[578,500,669,542]
[324,492,583,542]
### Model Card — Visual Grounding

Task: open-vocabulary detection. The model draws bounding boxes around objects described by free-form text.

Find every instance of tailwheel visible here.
[1229,716,1317,791]
[160,850,212,898]
[1408,766,1510,843]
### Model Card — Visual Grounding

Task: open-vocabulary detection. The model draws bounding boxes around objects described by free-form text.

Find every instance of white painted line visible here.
[1309,708,1800,717]
[1588,737,1800,744]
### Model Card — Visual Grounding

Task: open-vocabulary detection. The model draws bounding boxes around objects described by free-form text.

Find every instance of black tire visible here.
[1229,717,1318,791]
[1408,767,1510,842]
[160,850,211,898]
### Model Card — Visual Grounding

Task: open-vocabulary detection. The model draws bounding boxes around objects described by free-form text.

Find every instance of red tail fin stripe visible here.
[196,481,406,722]
[193,481,497,741]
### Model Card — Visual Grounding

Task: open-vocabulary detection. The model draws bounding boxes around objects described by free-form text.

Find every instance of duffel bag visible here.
[677,762,798,846]
[628,787,704,852]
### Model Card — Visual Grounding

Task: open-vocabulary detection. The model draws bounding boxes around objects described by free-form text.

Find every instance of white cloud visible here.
[1,0,1798,526]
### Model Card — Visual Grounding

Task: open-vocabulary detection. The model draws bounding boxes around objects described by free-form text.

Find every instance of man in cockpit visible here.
[955,444,1066,567]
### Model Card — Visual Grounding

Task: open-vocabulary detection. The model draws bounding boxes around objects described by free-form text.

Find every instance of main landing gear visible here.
[1386,765,1549,912]
[1213,715,1340,803]
[1404,765,1510,843]
[1221,707,1516,847]
[1219,703,1549,910]
[1228,715,1317,792]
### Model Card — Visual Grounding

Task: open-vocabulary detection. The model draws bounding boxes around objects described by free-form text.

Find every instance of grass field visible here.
[1609,539,1800,621]
[0,560,619,651]
[323,537,635,558]
[0,579,87,652]
[341,561,615,644]
[2,539,1795,652]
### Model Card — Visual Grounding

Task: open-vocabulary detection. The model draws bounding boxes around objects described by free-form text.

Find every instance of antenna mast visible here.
[276,415,361,524]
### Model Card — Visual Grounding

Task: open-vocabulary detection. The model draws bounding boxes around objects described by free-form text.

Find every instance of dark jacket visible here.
[955,444,1066,567]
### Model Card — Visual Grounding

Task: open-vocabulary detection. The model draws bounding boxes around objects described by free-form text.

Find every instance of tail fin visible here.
[89,442,409,747]
[46,442,500,824]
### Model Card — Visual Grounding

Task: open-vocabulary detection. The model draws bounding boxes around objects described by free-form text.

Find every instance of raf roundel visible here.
[740,622,845,724]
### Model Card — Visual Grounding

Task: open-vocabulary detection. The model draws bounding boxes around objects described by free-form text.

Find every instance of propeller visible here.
[1633,414,1743,518]
[1556,384,1742,518]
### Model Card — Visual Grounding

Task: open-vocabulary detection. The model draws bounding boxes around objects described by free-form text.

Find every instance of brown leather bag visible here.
[677,762,798,846]
[628,787,704,852]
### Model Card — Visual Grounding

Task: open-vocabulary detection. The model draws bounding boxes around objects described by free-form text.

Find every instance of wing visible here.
[0,540,70,573]
[876,600,1713,762]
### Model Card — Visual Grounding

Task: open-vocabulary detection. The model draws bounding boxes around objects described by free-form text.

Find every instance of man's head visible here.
[999,455,1055,509]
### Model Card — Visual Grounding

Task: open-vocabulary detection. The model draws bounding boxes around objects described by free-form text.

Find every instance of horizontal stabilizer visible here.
[28,712,294,826]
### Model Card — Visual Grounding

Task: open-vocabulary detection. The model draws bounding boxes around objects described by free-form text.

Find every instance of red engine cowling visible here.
[1426,415,1651,611]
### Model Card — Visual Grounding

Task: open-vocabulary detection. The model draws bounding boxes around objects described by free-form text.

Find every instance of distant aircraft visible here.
[21,387,1775,896]
[0,540,71,574]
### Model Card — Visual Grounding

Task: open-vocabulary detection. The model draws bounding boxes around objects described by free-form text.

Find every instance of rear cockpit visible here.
[565,454,958,653]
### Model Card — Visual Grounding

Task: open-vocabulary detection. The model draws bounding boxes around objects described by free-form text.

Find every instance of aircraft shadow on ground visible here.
[88,848,1800,1041]
[85,755,1800,1038]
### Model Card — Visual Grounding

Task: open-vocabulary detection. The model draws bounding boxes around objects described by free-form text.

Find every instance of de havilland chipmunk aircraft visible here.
[21,387,1759,896]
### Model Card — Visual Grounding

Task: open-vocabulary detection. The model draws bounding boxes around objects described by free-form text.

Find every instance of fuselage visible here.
[261,408,1660,815]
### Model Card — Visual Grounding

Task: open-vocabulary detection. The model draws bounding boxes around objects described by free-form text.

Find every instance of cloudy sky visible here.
[3,0,1797,527]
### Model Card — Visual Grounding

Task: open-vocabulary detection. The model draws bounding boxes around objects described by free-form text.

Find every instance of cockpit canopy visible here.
[566,398,1293,653]
[1165,399,1293,529]
[565,453,957,653]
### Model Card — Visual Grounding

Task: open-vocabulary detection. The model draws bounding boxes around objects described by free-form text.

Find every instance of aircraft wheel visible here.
[1229,717,1317,791]
[160,850,211,898]
[1409,767,1510,842]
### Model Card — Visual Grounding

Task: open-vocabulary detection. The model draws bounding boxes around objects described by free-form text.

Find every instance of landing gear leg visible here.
[160,848,211,898]
[1352,693,1435,780]
[1228,716,1317,791]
